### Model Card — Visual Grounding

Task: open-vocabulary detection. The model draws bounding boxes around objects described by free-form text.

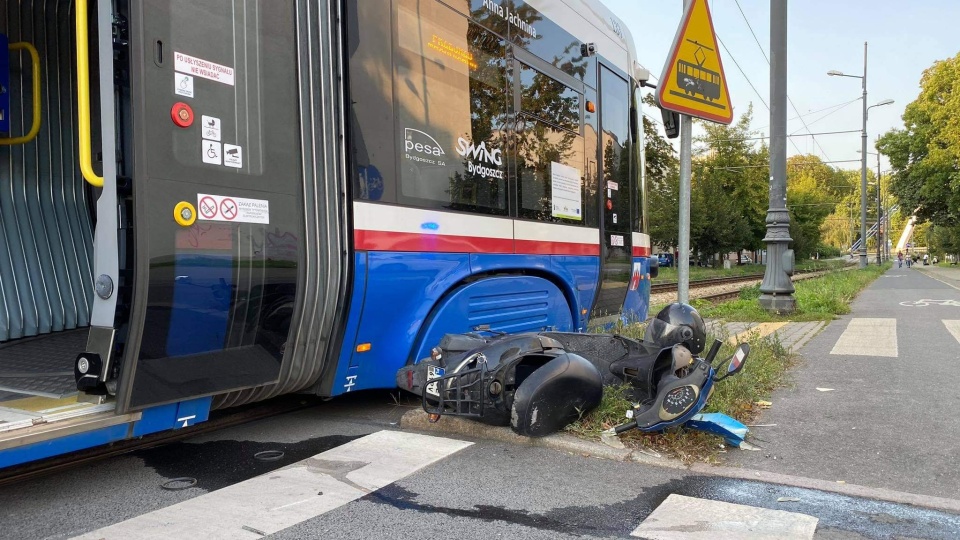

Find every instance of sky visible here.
[603,0,960,172]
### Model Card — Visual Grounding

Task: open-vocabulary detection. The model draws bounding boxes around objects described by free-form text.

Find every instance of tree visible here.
[690,104,768,263]
[878,52,960,227]
[786,157,836,258]
[643,95,680,249]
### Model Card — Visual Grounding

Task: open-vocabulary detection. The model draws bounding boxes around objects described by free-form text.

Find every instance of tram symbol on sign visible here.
[673,40,723,108]
[220,198,237,220]
[198,196,218,219]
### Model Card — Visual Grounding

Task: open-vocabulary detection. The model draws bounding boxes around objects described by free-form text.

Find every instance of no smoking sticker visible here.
[198,196,218,219]
[196,193,269,224]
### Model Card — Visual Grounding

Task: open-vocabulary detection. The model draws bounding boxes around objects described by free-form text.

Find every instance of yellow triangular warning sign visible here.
[656,0,734,124]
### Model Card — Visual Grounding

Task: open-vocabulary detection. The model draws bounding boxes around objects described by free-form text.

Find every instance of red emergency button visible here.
[171,102,194,128]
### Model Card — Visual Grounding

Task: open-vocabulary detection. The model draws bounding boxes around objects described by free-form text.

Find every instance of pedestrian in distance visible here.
[897,251,903,268]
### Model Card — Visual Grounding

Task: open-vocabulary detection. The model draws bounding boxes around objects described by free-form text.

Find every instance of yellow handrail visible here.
[76,0,103,187]
[0,42,41,146]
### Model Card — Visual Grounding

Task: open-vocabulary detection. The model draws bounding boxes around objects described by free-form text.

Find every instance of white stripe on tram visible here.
[73,431,473,540]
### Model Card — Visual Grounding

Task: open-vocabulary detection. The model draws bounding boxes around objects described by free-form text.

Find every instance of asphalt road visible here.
[2,388,960,539]
[724,265,960,500]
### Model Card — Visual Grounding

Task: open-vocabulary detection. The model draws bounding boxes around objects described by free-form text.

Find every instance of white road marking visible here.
[72,430,472,540]
[943,320,960,345]
[829,318,898,357]
[631,494,818,539]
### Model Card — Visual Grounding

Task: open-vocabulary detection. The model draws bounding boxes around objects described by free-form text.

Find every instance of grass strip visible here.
[566,327,795,463]
[653,258,847,285]
[696,262,890,322]
[567,262,888,461]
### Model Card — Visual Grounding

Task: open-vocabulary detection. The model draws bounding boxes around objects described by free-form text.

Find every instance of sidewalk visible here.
[723,264,960,500]
[706,319,827,353]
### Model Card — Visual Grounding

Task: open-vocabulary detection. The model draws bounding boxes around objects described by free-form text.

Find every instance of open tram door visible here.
[77,0,346,414]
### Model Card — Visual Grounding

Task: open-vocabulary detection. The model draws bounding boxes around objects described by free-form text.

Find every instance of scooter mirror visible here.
[713,343,750,382]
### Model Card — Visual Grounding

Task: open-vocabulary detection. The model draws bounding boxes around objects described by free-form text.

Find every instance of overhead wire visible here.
[732,0,832,161]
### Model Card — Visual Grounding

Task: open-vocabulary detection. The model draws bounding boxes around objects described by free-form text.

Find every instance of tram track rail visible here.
[650,273,766,294]
[0,395,317,487]
[692,266,856,304]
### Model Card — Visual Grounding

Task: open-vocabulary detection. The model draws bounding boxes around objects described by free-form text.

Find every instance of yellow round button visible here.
[174,201,197,227]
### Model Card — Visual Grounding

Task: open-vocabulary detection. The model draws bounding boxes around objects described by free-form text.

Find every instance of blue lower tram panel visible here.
[0,397,212,470]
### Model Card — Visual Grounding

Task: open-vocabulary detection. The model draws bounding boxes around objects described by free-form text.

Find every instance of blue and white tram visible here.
[0,0,654,469]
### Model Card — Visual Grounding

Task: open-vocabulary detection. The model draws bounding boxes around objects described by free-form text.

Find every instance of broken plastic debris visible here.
[777,497,801,503]
[837,480,847,484]
[635,447,662,459]
[755,400,772,409]
[600,428,626,449]
[816,388,835,392]
[739,441,761,451]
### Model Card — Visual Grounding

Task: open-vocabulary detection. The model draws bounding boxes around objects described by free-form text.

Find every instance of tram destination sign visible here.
[656,0,733,125]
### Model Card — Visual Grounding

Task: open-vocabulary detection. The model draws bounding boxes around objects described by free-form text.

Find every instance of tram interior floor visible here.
[0,330,88,426]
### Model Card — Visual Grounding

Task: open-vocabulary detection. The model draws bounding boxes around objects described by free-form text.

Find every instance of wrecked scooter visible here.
[396,303,751,442]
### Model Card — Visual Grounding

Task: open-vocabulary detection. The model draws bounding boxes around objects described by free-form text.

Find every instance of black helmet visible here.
[645,303,707,354]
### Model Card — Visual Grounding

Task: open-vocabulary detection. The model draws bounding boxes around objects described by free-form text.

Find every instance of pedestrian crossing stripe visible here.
[829,318,898,357]
[631,494,818,539]
[943,320,960,344]
[72,431,473,540]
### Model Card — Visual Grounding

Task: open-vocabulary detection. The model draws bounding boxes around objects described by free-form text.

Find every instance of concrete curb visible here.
[400,409,960,515]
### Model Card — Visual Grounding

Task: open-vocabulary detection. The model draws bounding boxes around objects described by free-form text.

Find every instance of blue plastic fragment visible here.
[685,412,750,447]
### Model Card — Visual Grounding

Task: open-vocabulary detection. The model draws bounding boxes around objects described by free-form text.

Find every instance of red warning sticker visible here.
[175,51,235,86]
[196,193,269,224]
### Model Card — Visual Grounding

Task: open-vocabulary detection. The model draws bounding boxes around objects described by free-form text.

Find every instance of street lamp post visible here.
[859,148,886,264]
[828,43,894,269]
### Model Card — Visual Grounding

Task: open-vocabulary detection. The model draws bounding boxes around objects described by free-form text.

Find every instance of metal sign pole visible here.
[676,0,692,304]
[678,114,691,303]
[657,0,733,306]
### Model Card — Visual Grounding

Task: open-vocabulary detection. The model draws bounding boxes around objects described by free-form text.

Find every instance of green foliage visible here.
[700,263,889,322]
[787,155,846,258]
[690,105,768,262]
[643,95,681,249]
[815,243,842,258]
[878,52,960,228]
[927,223,960,258]
[568,329,796,462]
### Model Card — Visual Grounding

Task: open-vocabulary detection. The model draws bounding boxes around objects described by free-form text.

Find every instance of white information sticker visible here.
[175,74,194,98]
[202,141,222,165]
[607,181,619,191]
[550,161,582,221]
[174,51,235,86]
[197,193,269,224]
[223,144,243,168]
[611,235,625,247]
[201,116,221,141]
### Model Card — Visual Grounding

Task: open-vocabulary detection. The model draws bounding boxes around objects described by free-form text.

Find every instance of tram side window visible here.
[393,0,509,215]
[601,68,632,234]
[516,64,587,225]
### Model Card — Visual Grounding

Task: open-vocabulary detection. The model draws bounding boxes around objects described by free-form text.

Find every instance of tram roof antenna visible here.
[685,39,714,52]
